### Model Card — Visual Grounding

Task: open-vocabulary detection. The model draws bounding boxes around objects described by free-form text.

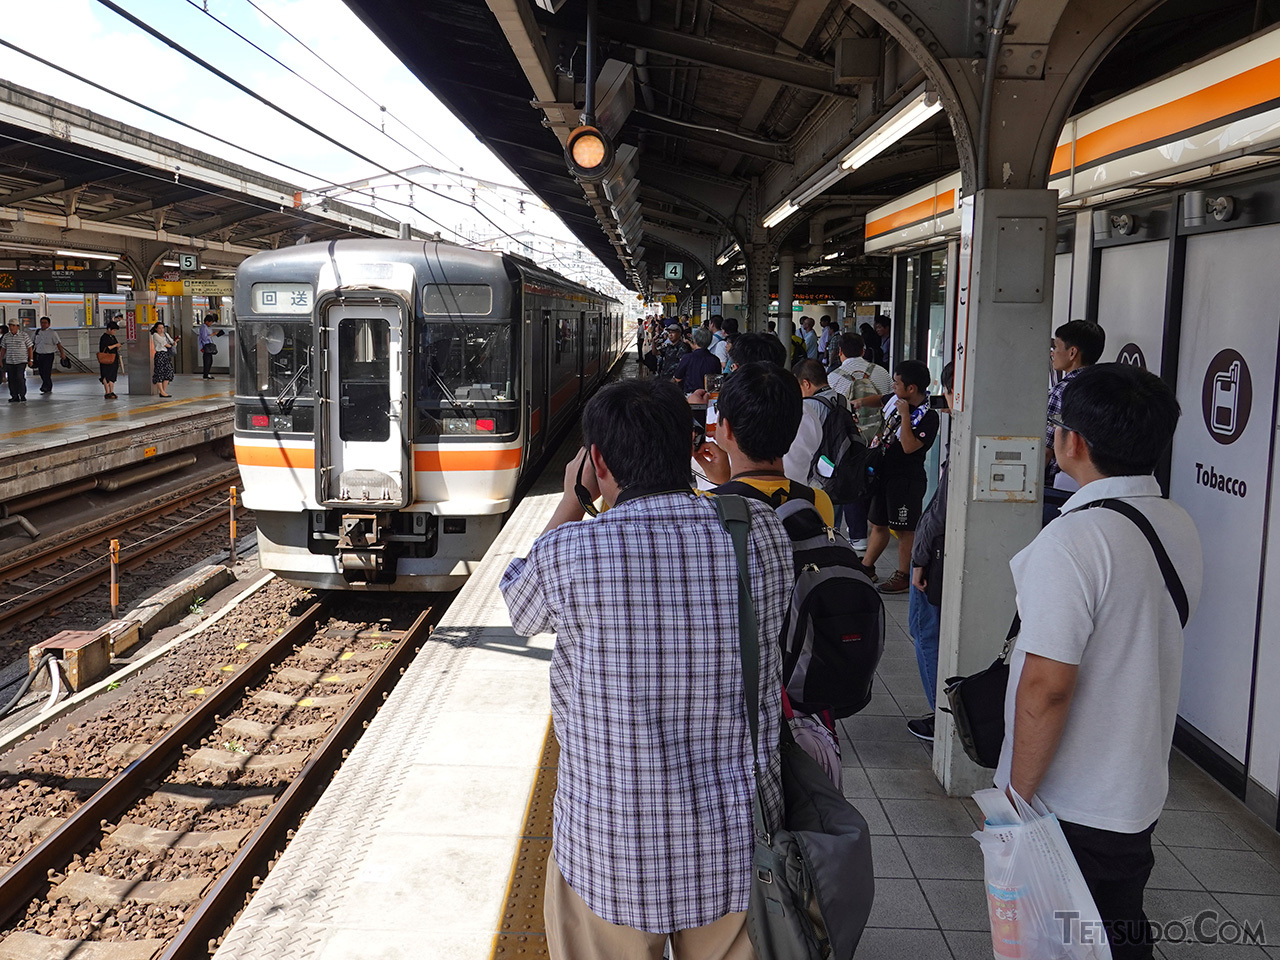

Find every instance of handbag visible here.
[96,350,116,365]
[942,497,1190,769]
[203,342,218,355]
[716,495,875,960]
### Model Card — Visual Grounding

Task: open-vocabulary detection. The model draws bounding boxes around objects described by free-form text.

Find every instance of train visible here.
[231,239,627,591]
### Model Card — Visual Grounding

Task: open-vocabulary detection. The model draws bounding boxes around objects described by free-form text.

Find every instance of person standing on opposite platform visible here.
[1,319,33,403]
[32,316,68,394]
[997,363,1202,960]
[500,378,793,960]
[98,320,121,399]
[198,314,225,379]
[151,321,177,397]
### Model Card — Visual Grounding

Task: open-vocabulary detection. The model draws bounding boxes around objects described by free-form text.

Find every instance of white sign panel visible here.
[178,253,199,271]
[1168,224,1280,763]
[1096,241,1169,373]
[251,282,314,314]
[664,262,683,281]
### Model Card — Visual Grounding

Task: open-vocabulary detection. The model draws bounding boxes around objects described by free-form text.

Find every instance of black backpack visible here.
[807,394,872,505]
[717,482,885,717]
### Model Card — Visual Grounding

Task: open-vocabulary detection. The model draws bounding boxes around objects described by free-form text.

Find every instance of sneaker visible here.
[858,562,879,584]
[878,570,910,594]
[850,538,869,551]
[907,715,935,741]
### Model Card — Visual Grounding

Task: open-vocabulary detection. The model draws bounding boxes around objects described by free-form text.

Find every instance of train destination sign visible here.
[0,269,115,293]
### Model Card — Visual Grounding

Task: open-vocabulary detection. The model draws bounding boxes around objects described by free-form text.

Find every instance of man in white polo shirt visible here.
[996,363,1202,960]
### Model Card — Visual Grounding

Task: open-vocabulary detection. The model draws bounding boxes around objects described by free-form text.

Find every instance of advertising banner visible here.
[1168,224,1280,763]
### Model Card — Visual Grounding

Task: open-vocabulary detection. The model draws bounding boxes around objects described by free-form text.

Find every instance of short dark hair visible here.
[895,359,931,394]
[1055,319,1106,365]
[941,360,955,392]
[873,314,890,332]
[717,362,803,462]
[730,331,787,368]
[581,379,693,491]
[1060,363,1180,476]
[721,316,739,335]
[709,315,723,330]
[794,359,828,386]
[39,315,51,323]
[766,320,776,332]
[839,331,864,360]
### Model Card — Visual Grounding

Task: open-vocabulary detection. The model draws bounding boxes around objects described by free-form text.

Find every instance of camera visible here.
[929,393,947,410]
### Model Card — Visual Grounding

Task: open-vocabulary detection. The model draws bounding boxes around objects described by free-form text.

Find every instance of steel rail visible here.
[0,600,330,928]
[0,499,248,635]
[162,607,436,960]
[0,472,237,583]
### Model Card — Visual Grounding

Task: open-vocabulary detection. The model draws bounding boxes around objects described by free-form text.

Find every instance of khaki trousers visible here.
[544,856,755,960]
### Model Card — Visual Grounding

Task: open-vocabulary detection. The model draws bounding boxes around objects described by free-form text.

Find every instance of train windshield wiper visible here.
[276,361,309,414]
[430,367,471,417]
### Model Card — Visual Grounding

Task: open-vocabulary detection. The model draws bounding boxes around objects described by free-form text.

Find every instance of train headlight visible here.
[565,125,614,182]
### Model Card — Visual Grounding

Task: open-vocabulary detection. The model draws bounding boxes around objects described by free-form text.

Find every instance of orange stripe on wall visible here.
[235,442,315,469]
[1051,57,1280,176]
[413,448,522,472]
[865,190,954,240]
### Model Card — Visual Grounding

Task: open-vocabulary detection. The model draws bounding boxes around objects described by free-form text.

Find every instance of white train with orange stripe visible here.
[233,239,624,590]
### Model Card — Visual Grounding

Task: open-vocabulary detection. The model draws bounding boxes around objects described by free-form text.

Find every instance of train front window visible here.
[238,320,313,402]
[414,320,517,439]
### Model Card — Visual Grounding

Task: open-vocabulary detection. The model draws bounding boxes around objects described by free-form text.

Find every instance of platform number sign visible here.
[664,262,683,282]
[178,253,199,272]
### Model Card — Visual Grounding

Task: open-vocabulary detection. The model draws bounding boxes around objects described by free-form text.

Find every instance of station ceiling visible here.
[0,81,418,280]
[346,0,1275,299]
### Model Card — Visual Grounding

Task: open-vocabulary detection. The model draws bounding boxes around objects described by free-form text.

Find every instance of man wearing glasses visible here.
[500,377,794,960]
[998,363,1201,960]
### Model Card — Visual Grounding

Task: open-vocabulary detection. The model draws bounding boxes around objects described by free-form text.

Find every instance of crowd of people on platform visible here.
[0,312,225,402]
[504,307,1201,960]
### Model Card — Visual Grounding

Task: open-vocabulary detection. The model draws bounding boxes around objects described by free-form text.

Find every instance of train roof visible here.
[235,240,618,315]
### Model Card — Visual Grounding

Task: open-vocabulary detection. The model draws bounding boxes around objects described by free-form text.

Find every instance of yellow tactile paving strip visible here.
[0,390,231,440]
[492,717,559,959]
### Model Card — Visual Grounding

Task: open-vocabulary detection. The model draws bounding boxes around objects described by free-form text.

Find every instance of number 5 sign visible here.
[664,262,683,281]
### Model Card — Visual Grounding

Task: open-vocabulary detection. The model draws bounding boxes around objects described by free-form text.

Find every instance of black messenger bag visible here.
[942,497,1190,769]
[717,495,875,960]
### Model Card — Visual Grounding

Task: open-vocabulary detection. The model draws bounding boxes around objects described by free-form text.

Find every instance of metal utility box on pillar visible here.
[935,189,1057,797]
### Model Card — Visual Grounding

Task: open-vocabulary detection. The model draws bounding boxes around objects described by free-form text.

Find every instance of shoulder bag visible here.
[96,349,116,365]
[716,495,875,960]
[942,497,1190,769]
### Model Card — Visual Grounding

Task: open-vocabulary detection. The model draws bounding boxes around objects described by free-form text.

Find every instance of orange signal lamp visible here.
[566,125,614,181]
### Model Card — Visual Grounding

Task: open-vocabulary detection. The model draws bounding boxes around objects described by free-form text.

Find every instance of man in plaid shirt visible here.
[501,377,794,959]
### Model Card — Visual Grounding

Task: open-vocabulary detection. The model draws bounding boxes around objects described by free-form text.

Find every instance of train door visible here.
[528,308,551,464]
[317,300,411,507]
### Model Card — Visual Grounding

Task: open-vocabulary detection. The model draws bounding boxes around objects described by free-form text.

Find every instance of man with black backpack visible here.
[698,362,885,784]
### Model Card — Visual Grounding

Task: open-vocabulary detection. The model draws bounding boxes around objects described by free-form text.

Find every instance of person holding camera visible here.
[851,359,939,593]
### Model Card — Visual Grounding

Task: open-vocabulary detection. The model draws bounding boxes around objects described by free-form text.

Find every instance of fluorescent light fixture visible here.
[840,86,943,171]
[794,164,851,206]
[761,199,798,229]
[716,242,740,266]
[57,248,120,261]
[162,259,180,267]
[823,251,840,261]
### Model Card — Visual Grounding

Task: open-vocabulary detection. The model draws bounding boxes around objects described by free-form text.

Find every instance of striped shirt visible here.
[500,490,791,932]
[1046,368,1084,484]
[0,330,33,364]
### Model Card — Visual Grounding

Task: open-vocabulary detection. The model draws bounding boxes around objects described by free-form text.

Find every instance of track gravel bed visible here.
[0,588,438,959]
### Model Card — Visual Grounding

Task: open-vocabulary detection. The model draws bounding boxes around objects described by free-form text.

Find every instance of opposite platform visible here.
[0,372,232,499]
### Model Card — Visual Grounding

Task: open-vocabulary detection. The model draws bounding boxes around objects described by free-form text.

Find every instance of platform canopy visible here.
[0,80,428,281]
[342,0,1270,298]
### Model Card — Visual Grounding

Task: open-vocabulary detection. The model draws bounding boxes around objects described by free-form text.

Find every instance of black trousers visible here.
[1059,819,1157,960]
[35,353,55,390]
[202,349,214,376]
[5,364,27,399]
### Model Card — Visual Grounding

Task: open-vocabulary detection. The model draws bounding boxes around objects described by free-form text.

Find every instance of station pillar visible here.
[777,252,795,366]
[746,244,772,331]
[934,189,1058,796]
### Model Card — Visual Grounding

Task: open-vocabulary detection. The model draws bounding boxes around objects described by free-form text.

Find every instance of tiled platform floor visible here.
[847,560,1280,959]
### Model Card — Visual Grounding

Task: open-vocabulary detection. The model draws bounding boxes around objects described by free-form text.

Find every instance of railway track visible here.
[0,475,247,636]
[0,595,436,960]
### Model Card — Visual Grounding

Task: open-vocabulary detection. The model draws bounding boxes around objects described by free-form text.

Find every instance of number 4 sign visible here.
[664,262,683,281]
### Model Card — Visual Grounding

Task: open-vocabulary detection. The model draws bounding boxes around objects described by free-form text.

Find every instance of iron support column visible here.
[777,252,795,367]
[935,189,1058,796]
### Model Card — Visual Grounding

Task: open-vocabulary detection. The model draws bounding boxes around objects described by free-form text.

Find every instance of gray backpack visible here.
[845,364,885,444]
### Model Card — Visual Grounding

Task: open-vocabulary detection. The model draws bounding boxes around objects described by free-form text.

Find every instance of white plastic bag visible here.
[973,788,1112,960]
